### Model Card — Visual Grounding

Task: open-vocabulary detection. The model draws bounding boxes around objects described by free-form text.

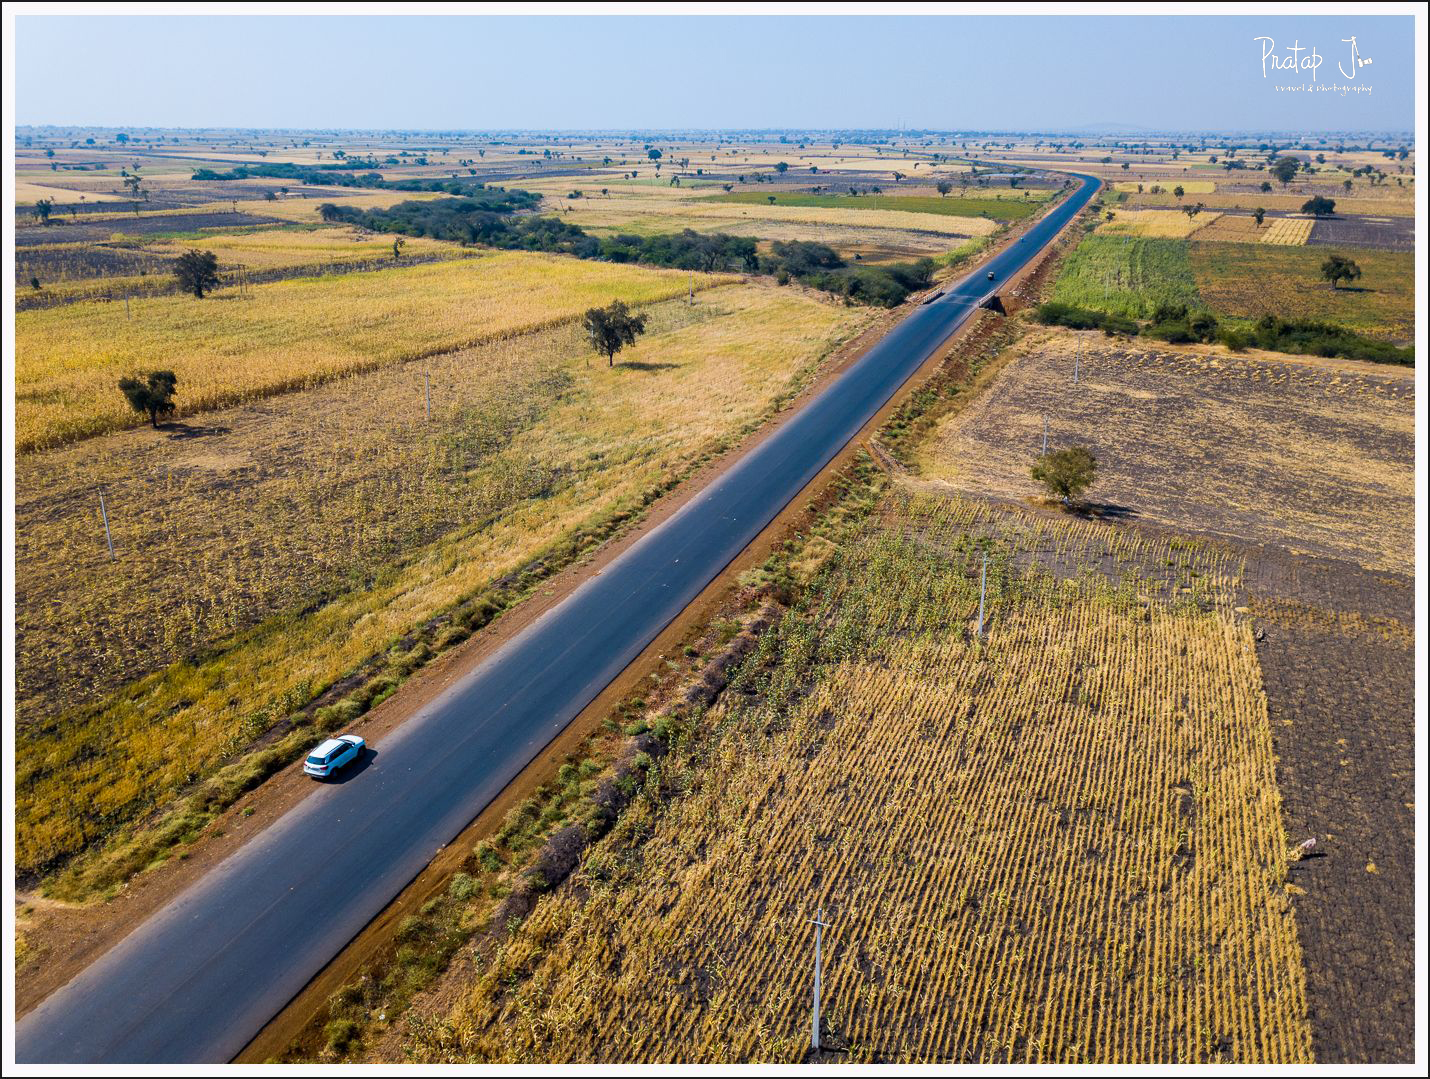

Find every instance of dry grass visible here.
[1191,215,1271,244]
[1099,210,1222,239]
[141,227,462,268]
[920,332,1414,574]
[420,492,1311,1063]
[556,194,1000,238]
[16,252,732,450]
[1114,180,1216,194]
[1188,243,1415,342]
[15,282,876,879]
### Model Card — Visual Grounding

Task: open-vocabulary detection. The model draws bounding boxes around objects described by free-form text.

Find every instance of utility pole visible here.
[688,274,694,306]
[810,908,830,1053]
[98,488,115,561]
[424,372,431,421]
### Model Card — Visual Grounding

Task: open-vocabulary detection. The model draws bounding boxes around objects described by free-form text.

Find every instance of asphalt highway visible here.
[17,172,1099,1063]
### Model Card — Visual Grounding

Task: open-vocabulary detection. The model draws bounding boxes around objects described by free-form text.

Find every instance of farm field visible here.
[708,190,1048,220]
[919,331,1415,574]
[16,227,468,306]
[15,252,728,450]
[419,492,1311,1064]
[1188,243,1415,343]
[1256,217,1313,246]
[1099,209,1221,239]
[1048,235,1201,320]
[14,281,878,881]
[1048,230,1414,345]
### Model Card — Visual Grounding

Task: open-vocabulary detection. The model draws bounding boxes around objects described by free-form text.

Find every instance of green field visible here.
[1049,235,1202,319]
[707,191,1047,221]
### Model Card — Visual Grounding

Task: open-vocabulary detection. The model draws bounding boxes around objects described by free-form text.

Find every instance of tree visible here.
[774,161,789,173]
[1301,195,1336,217]
[32,197,53,224]
[392,236,406,261]
[936,181,952,197]
[1031,447,1097,505]
[1260,181,1273,193]
[646,148,661,161]
[174,249,220,298]
[1253,207,1266,227]
[118,370,179,427]
[1173,185,1185,200]
[582,300,648,367]
[1271,156,1300,186]
[1320,254,1361,290]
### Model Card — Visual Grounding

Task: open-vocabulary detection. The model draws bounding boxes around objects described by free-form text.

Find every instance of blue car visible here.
[303,734,365,779]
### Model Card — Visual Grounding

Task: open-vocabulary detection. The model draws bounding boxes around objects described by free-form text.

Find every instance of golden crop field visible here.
[1257,217,1313,246]
[1099,210,1221,239]
[919,332,1415,574]
[16,252,731,450]
[141,226,462,268]
[16,282,877,879]
[1114,180,1216,195]
[1190,214,1268,244]
[425,492,1311,1064]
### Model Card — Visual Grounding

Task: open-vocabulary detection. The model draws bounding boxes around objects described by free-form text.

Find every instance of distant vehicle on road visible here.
[304,735,365,779]
[987,270,996,280]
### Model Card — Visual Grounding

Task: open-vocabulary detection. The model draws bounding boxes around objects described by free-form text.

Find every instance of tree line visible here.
[320,197,936,307]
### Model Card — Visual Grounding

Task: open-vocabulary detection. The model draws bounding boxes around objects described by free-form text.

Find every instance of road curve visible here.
[17,172,1100,1064]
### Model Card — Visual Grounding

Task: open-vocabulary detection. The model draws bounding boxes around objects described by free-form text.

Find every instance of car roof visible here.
[311,738,346,757]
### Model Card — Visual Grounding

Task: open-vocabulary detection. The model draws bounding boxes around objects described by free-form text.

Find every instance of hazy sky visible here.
[14,12,1417,132]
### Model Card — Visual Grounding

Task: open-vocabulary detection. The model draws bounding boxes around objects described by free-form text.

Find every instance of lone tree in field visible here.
[1271,155,1301,186]
[1253,207,1266,227]
[118,370,179,427]
[582,300,648,367]
[1031,446,1098,506]
[174,249,221,298]
[1320,254,1361,290]
[33,198,54,224]
[936,180,953,197]
[1301,195,1336,217]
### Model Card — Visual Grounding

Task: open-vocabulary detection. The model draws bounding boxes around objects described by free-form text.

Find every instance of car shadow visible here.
[326,748,378,783]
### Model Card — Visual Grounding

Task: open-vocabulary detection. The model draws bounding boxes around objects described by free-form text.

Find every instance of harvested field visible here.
[1245,549,1414,1063]
[421,492,1311,1064]
[920,332,1414,575]
[708,191,1048,220]
[1307,214,1414,252]
[1257,217,1313,246]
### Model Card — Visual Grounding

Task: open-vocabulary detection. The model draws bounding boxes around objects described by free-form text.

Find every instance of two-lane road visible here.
[17,172,1100,1064]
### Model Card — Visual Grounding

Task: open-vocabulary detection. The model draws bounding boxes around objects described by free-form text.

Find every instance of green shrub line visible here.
[1034,301,1413,366]
[321,196,939,308]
